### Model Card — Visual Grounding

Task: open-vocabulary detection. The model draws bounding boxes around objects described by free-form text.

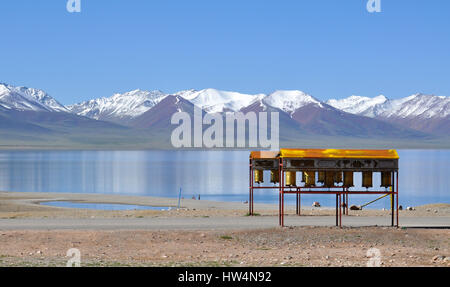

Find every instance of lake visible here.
[0,150,449,209]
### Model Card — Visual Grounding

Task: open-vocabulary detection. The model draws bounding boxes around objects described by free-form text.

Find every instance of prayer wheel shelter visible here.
[249,149,399,227]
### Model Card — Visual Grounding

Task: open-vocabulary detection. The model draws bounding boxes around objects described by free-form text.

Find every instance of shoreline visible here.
[1,191,449,220]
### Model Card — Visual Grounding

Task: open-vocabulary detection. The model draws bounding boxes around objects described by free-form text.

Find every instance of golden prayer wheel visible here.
[362,171,373,188]
[301,172,306,183]
[270,170,280,184]
[254,170,264,184]
[285,171,297,186]
[318,171,325,183]
[304,171,315,187]
[381,172,392,188]
[343,171,354,187]
[334,171,343,183]
[324,171,335,187]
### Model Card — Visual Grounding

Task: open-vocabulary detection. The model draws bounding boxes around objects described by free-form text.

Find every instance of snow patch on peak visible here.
[385,94,450,119]
[327,93,449,119]
[0,83,68,112]
[177,88,265,113]
[263,90,321,114]
[326,95,388,117]
[68,89,167,119]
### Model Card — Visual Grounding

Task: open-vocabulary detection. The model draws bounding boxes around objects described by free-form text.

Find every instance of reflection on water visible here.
[0,150,448,209]
[40,201,167,211]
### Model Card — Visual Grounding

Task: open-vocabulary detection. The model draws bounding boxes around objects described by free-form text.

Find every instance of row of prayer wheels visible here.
[254,170,393,188]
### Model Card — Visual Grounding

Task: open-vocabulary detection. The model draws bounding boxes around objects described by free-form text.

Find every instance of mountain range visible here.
[1,82,449,149]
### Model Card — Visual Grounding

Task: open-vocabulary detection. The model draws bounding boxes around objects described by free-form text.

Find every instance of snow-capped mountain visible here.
[1,82,448,146]
[327,94,449,119]
[0,83,68,112]
[68,89,167,122]
[326,95,388,117]
[326,94,450,134]
[176,88,265,113]
[381,94,449,119]
[263,90,323,115]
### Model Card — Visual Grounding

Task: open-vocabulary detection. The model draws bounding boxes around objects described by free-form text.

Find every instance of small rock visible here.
[398,205,403,210]
[36,250,42,255]
[434,210,438,213]
[312,202,321,207]
[406,207,415,211]
[432,255,445,261]
[350,205,361,211]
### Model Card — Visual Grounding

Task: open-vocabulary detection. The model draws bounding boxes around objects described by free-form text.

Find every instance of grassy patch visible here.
[256,247,272,251]
[219,235,233,240]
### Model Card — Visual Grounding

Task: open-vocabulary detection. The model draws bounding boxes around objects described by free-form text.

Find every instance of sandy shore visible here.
[0,191,449,267]
[1,191,449,219]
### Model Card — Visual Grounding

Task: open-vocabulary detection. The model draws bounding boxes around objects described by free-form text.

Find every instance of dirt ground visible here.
[0,192,448,267]
[0,227,449,267]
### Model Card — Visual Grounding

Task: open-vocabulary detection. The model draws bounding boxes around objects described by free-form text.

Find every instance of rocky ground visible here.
[0,192,448,267]
[0,227,448,267]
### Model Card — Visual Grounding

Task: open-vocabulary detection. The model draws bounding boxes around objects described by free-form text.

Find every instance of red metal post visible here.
[336,194,338,226]
[339,193,342,228]
[280,159,285,227]
[282,192,284,227]
[249,159,252,216]
[282,186,284,227]
[391,171,394,227]
[279,160,283,226]
[346,192,349,215]
[396,171,399,228]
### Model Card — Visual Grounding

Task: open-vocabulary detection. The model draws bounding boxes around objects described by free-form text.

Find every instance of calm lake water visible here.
[0,150,449,209]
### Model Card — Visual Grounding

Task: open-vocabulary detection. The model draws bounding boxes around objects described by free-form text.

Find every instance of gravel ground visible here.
[0,191,448,267]
[0,227,448,267]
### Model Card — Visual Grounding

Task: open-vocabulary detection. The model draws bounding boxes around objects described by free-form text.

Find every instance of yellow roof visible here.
[250,151,280,159]
[280,149,399,159]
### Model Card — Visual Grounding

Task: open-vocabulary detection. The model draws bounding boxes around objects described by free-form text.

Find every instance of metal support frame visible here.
[249,157,399,228]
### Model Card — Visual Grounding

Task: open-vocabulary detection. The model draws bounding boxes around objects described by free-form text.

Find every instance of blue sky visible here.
[0,0,449,105]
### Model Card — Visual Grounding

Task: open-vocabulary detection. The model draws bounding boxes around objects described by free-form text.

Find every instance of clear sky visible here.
[0,0,449,105]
